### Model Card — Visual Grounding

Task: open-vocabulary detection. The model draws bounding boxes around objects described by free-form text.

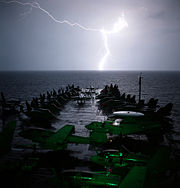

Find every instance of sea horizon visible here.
[0,70,180,72]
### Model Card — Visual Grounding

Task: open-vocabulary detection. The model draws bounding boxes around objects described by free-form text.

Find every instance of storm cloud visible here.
[0,0,180,70]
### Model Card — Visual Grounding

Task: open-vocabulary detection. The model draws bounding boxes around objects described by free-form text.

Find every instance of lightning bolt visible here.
[1,0,128,70]
[99,16,128,70]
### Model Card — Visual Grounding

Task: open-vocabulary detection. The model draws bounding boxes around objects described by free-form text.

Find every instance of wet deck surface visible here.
[51,98,106,161]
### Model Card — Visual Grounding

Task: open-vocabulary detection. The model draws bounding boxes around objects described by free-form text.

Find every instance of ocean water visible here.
[0,71,180,147]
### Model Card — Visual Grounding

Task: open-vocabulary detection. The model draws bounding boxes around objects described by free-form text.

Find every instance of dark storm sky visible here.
[0,0,180,71]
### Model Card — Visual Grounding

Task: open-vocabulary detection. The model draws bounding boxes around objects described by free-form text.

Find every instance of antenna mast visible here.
[138,73,142,104]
